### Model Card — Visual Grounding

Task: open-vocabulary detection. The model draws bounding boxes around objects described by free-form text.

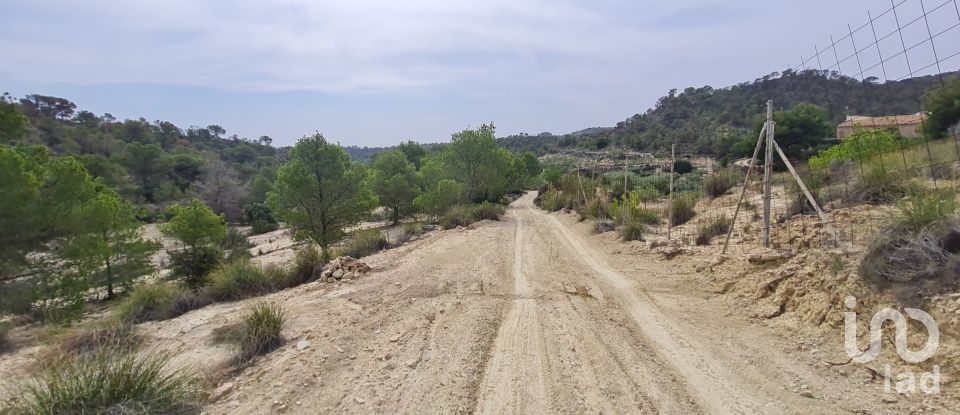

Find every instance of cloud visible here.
[0,0,763,93]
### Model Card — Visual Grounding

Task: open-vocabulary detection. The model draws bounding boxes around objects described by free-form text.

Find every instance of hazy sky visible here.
[2,0,957,146]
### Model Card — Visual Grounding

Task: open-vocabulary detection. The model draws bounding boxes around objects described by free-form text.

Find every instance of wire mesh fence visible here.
[541,0,959,256]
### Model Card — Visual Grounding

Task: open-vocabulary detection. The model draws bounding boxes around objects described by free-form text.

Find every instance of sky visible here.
[2,0,958,147]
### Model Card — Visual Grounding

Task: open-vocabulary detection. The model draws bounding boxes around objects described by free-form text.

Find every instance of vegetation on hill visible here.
[497,69,956,159]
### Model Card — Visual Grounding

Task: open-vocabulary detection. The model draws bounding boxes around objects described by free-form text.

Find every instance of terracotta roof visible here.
[837,112,925,128]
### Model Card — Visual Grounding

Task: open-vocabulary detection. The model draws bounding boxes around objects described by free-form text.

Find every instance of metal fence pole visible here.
[762,100,774,248]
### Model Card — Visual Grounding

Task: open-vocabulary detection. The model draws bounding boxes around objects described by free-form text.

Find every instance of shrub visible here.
[473,202,505,220]
[206,260,274,302]
[251,219,279,235]
[696,215,733,246]
[245,202,278,235]
[673,159,694,174]
[440,205,476,229]
[850,165,919,204]
[538,188,568,211]
[635,184,663,203]
[860,219,960,286]
[785,170,827,218]
[618,221,645,241]
[636,175,670,196]
[611,191,660,225]
[7,351,199,414]
[402,222,426,236]
[168,245,224,289]
[893,190,958,232]
[594,219,616,234]
[234,301,286,364]
[0,280,35,317]
[703,171,737,199]
[339,229,388,258]
[809,128,907,169]
[287,246,323,287]
[116,283,200,323]
[0,321,10,351]
[669,193,698,226]
[64,321,139,352]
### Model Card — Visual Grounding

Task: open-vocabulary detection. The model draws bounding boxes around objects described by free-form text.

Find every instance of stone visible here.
[296,340,311,351]
[343,272,355,280]
[799,390,815,399]
[389,334,401,342]
[333,269,345,279]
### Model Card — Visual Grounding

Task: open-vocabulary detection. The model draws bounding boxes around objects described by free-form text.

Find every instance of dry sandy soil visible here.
[2,192,955,414]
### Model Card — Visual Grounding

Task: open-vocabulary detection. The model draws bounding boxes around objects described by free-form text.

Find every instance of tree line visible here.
[496,69,957,159]
[1,92,540,319]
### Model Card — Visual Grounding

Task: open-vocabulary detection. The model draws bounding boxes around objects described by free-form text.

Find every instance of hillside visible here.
[3,94,283,221]
[497,69,955,158]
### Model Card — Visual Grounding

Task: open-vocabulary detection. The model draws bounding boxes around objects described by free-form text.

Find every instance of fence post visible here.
[762,100,774,248]
[668,144,675,240]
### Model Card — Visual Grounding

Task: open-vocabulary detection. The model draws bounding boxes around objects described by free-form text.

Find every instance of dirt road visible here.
[131,192,901,414]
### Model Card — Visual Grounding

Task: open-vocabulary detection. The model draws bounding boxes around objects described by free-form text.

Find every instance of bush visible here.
[673,159,694,174]
[893,190,958,232]
[251,219,279,235]
[696,215,733,245]
[287,246,323,287]
[669,193,698,226]
[49,321,140,359]
[850,165,919,204]
[594,219,616,234]
[0,280,35,317]
[234,301,286,364]
[7,351,199,414]
[473,202,505,220]
[116,283,202,323]
[0,321,10,351]
[402,222,426,236]
[245,203,278,235]
[168,245,223,289]
[703,172,737,199]
[339,229,388,258]
[635,184,663,203]
[618,221,646,241]
[538,188,568,211]
[205,260,274,302]
[636,175,670,196]
[860,219,960,286]
[440,205,476,229]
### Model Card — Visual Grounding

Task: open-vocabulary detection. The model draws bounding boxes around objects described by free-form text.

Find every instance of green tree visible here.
[118,142,172,203]
[922,75,960,139]
[441,124,513,202]
[766,103,833,161]
[161,199,226,287]
[414,179,464,218]
[371,150,420,224]
[268,134,377,260]
[63,189,158,299]
[396,140,426,169]
[0,95,29,144]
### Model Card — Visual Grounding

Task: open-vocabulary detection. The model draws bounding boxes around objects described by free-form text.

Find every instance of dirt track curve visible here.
[127,192,899,414]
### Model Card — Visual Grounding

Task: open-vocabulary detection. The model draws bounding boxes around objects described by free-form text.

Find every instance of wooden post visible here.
[668,144,676,240]
[762,100,774,248]
[773,140,840,247]
[722,123,767,254]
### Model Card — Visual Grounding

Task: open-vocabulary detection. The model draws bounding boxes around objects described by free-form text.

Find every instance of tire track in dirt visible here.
[532,206,767,414]
[475,217,547,414]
